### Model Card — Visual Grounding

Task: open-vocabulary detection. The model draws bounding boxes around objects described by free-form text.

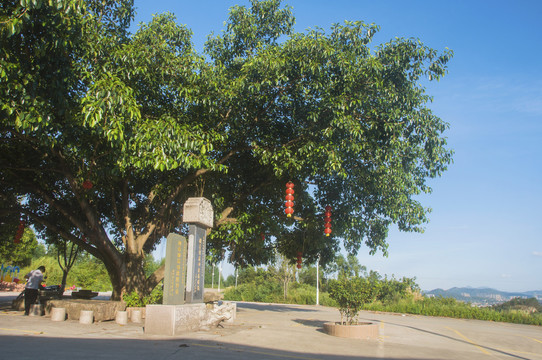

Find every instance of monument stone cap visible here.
[183,197,214,228]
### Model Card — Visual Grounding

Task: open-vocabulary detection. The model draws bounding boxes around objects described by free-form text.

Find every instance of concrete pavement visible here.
[1,292,541,359]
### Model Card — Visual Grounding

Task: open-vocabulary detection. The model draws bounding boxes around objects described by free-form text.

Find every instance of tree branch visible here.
[145,264,165,293]
[138,147,245,251]
[25,211,101,260]
[50,147,123,266]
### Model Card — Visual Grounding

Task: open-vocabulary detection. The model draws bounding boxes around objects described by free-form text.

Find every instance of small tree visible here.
[0,227,38,267]
[56,238,80,292]
[269,253,295,300]
[328,276,379,325]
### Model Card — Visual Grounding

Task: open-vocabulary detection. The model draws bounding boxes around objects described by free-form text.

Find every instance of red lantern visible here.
[296,252,302,269]
[14,220,25,244]
[82,180,93,190]
[324,206,332,236]
[285,182,294,217]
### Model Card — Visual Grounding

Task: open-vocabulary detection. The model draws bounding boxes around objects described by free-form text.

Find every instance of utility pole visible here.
[212,263,215,288]
[316,254,320,306]
[218,262,222,292]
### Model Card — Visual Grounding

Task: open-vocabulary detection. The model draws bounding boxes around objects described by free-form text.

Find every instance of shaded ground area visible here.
[1,292,541,359]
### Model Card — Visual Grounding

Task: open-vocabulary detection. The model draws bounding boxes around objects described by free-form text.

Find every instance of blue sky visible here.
[136,1,542,292]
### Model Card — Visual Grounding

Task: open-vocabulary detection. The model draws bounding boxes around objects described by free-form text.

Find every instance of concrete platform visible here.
[1,292,541,359]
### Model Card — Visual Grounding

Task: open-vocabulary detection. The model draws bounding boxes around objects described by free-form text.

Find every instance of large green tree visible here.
[1,0,452,299]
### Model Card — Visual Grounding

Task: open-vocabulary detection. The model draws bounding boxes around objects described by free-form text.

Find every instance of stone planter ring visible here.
[323,322,379,340]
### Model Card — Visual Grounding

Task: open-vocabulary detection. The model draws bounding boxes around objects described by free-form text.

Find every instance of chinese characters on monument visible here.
[162,198,213,305]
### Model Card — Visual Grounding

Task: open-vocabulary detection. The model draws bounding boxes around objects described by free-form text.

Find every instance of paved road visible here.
[1,292,541,359]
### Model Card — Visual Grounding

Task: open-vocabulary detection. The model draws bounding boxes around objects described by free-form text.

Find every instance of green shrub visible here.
[288,283,317,305]
[223,280,334,306]
[493,297,542,313]
[122,287,163,307]
[328,277,378,324]
[318,292,337,307]
[224,281,284,303]
[362,296,542,326]
[123,291,144,307]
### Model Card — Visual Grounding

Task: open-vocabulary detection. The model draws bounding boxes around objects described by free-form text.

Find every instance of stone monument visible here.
[183,197,213,303]
[163,233,188,305]
[145,197,236,335]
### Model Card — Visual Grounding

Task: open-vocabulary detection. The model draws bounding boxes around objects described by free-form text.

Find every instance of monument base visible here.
[144,302,236,336]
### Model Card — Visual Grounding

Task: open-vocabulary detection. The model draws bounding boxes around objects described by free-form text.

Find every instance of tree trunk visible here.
[145,264,165,294]
[125,252,147,295]
[61,271,68,293]
[283,267,290,300]
[104,258,124,301]
[105,254,149,301]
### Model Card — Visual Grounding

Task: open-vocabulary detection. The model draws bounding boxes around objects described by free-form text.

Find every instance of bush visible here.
[493,297,542,313]
[362,296,542,326]
[224,281,284,303]
[122,287,163,307]
[328,277,378,324]
[223,279,334,306]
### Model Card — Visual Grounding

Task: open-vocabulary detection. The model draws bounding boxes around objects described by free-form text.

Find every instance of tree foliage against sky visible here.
[1,0,452,299]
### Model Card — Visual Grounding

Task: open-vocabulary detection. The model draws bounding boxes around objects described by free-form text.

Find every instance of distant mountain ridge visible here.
[423,287,542,306]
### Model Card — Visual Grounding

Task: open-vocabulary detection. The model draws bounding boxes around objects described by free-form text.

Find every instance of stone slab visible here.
[185,225,206,303]
[163,233,187,305]
[203,290,223,303]
[46,299,125,322]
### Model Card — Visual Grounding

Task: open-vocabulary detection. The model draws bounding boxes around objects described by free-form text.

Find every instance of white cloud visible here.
[447,76,542,117]
[533,251,542,257]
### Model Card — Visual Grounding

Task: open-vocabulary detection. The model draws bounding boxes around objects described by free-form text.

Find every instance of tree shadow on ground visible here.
[292,318,329,334]
[292,318,327,328]
[0,335,423,360]
[236,302,318,313]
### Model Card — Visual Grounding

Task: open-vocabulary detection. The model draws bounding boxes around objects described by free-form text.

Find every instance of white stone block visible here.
[131,309,142,323]
[79,310,94,324]
[51,307,66,321]
[183,197,214,228]
[116,310,128,325]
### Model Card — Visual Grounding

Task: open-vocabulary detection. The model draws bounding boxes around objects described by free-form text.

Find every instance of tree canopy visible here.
[1,0,453,299]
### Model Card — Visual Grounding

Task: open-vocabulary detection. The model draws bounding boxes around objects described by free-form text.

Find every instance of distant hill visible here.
[423,287,542,306]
